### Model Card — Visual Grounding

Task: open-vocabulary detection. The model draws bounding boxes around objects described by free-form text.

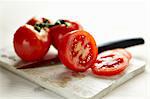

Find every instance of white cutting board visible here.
[0,47,146,99]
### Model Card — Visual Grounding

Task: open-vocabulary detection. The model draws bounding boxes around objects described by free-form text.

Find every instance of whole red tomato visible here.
[58,30,98,72]
[13,18,51,61]
[49,19,83,49]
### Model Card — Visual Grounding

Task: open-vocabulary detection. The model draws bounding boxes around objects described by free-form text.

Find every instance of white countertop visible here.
[0,0,150,99]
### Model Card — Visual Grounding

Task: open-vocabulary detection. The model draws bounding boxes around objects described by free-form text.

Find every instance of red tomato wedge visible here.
[91,49,131,76]
[58,30,98,72]
[49,19,83,49]
[13,18,51,61]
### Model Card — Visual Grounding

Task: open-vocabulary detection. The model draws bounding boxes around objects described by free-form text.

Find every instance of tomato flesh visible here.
[114,48,132,60]
[58,30,98,72]
[99,54,124,68]
[91,50,130,76]
[71,35,92,66]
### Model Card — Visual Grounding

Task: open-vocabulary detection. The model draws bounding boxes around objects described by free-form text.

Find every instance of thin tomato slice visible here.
[114,48,132,60]
[91,50,130,76]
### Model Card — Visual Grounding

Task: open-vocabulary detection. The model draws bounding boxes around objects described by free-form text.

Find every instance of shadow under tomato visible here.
[15,52,61,69]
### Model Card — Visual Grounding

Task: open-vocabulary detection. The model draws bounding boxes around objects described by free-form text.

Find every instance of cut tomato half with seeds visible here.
[58,30,98,72]
[91,50,130,76]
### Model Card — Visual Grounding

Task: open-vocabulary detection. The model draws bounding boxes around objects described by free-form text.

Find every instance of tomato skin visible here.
[13,24,51,61]
[49,19,83,49]
[91,50,130,76]
[58,30,98,72]
[27,17,42,26]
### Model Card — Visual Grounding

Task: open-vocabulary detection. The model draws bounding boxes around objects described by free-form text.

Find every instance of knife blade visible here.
[16,56,60,69]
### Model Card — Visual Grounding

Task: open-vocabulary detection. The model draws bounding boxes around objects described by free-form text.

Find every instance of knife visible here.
[17,37,144,69]
[98,37,144,53]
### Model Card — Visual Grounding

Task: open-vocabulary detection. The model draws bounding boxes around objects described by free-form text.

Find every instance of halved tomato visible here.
[58,30,98,72]
[91,49,130,76]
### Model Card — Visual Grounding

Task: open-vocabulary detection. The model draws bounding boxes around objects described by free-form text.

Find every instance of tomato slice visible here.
[49,19,83,49]
[114,48,132,60]
[58,30,98,72]
[13,18,51,61]
[91,50,130,76]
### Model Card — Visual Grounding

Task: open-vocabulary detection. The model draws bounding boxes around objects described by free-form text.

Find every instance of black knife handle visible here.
[98,37,145,53]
